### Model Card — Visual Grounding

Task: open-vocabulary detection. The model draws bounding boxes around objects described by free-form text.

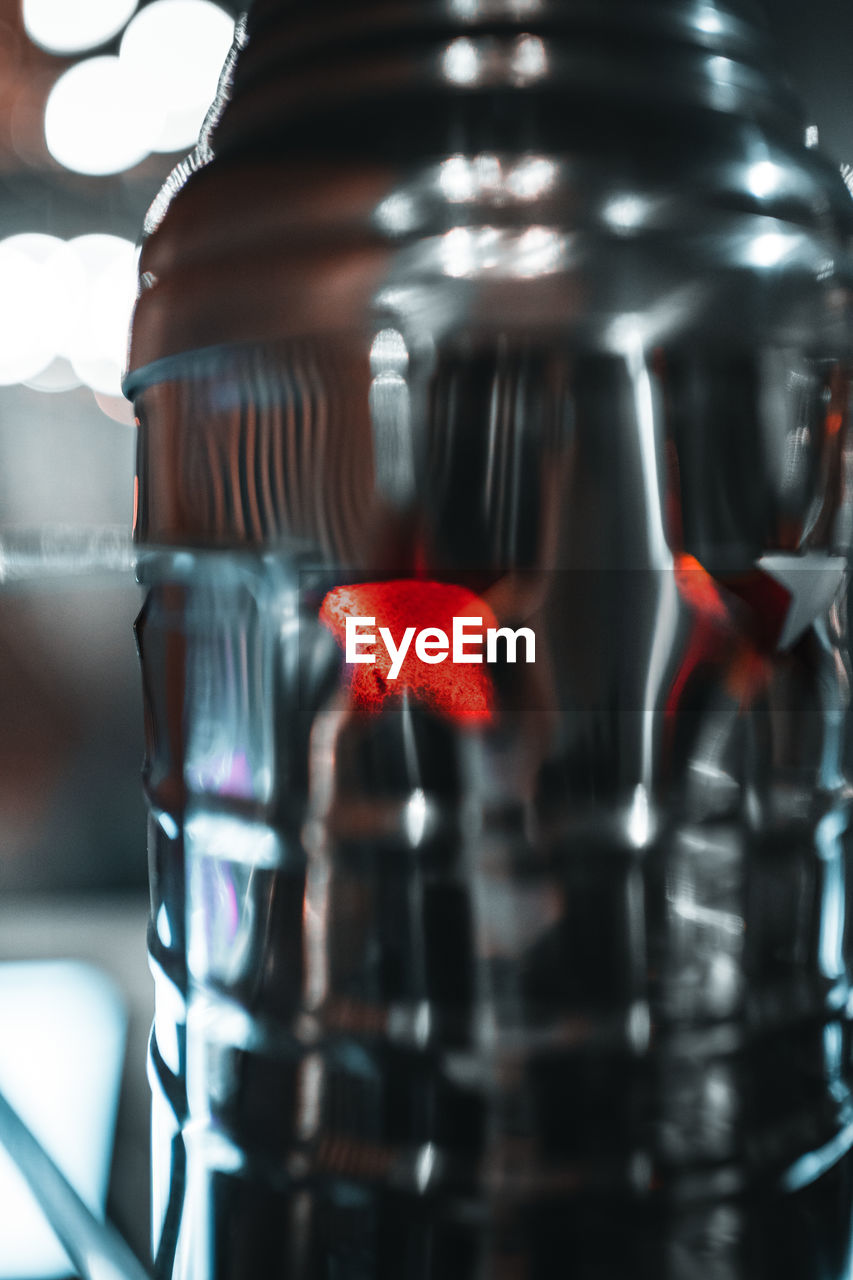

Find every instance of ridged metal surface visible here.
[127,1,853,1276]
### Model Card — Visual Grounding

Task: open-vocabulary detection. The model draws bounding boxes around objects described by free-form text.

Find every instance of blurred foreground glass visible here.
[125,2,853,1276]
[0,529,147,1268]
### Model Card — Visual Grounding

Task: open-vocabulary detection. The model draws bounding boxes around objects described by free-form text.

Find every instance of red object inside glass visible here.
[320,580,499,725]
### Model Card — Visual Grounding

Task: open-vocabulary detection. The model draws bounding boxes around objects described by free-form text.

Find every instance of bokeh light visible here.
[119,0,235,153]
[23,0,139,57]
[64,235,139,398]
[0,232,138,402]
[44,56,154,176]
[0,234,78,386]
[0,962,127,1279]
[41,3,235,174]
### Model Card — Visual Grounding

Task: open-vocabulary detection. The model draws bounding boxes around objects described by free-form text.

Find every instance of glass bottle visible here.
[125,2,853,1276]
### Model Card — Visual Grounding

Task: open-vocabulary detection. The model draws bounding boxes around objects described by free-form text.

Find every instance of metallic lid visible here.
[125,0,847,385]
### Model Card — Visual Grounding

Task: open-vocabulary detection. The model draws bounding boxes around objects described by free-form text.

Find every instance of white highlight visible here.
[404,789,429,846]
[368,329,414,505]
[442,37,481,85]
[510,34,547,83]
[449,0,480,17]
[696,7,723,34]
[627,785,651,848]
[64,234,139,397]
[625,329,670,568]
[374,192,420,235]
[119,0,235,153]
[439,225,566,279]
[0,234,77,386]
[748,231,795,268]
[709,55,733,81]
[442,226,489,277]
[369,328,409,375]
[415,1142,437,1192]
[184,813,279,869]
[617,328,678,796]
[439,155,478,202]
[603,195,650,232]
[156,903,173,949]
[44,56,152,176]
[746,160,783,199]
[514,226,564,277]
[42,1,234,172]
[156,809,179,841]
[671,897,744,937]
[817,810,846,981]
[506,155,557,200]
[0,963,126,1279]
[439,153,557,203]
[23,0,138,56]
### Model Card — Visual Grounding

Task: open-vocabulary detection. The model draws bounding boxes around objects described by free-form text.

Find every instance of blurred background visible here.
[0,0,241,899]
[0,1,241,1270]
[0,0,849,1274]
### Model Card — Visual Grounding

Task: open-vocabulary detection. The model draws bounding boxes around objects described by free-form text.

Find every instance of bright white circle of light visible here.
[44,56,157,176]
[23,0,139,56]
[0,233,81,386]
[64,234,139,397]
[0,232,140,399]
[120,0,235,152]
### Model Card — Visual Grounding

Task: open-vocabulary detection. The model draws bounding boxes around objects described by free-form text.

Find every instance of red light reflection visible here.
[320,581,498,725]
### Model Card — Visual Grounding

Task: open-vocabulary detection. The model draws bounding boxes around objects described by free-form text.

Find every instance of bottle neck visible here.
[206,0,801,162]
